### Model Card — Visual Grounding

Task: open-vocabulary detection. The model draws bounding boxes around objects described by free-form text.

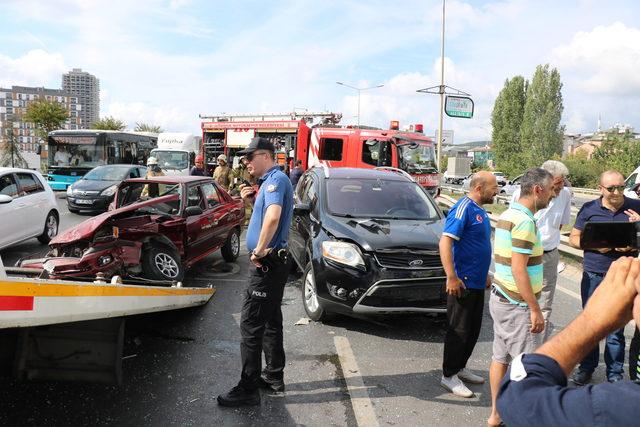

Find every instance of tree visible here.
[0,119,28,168]
[519,64,564,166]
[91,116,126,131]
[23,99,69,140]
[491,76,527,177]
[592,130,640,177]
[134,122,163,133]
[562,152,603,188]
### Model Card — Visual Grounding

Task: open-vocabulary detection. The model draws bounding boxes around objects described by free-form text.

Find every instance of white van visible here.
[150,133,202,175]
[624,166,640,199]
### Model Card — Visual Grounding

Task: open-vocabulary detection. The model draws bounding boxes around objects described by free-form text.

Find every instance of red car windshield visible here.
[117,182,182,215]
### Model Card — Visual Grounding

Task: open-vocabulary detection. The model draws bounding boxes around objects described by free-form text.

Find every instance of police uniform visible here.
[240,165,293,390]
[217,137,293,407]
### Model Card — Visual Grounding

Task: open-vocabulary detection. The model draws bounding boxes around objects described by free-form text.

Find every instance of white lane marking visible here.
[334,336,379,427]
[556,284,581,301]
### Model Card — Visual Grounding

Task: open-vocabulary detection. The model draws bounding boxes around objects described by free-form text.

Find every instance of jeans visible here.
[578,270,625,378]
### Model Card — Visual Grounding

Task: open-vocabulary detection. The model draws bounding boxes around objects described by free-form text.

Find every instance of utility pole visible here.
[336,82,384,127]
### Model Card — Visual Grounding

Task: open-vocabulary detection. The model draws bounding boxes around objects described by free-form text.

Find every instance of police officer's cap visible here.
[237,137,275,155]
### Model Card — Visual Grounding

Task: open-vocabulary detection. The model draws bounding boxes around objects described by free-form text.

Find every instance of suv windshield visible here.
[152,150,189,170]
[116,182,182,215]
[83,166,129,181]
[326,178,439,220]
[398,143,438,174]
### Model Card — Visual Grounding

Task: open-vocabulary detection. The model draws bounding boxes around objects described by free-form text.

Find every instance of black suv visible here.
[290,167,447,321]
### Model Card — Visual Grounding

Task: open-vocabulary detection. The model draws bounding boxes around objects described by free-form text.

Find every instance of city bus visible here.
[44,130,158,190]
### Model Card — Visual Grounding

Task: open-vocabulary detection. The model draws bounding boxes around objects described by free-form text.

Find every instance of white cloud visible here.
[552,22,640,95]
[0,49,67,88]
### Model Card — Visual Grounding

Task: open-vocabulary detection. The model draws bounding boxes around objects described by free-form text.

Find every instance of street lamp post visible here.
[336,82,384,127]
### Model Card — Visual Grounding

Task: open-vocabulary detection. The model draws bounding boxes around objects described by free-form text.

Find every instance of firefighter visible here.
[230,156,256,225]
[213,154,232,190]
[190,154,206,176]
[141,157,165,198]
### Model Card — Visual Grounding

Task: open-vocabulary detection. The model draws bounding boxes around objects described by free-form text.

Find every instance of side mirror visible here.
[294,202,311,214]
[184,206,203,217]
[0,195,13,204]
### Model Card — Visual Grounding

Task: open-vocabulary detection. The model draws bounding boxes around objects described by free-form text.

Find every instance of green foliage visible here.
[491,76,527,177]
[91,116,126,131]
[23,99,69,140]
[563,151,603,188]
[0,119,29,168]
[592,130,640,177]
[134,122,163,133]
[519,64,564,165]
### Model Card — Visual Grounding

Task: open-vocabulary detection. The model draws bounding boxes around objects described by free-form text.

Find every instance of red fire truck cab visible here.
[200,113,439,195]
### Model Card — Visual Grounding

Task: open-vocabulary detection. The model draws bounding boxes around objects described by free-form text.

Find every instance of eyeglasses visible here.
[246,152,268,162]
[602,185,625,193]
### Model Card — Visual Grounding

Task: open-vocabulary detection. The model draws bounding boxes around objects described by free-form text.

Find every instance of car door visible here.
[184,184,211,259]
[0,173,26,246]
[201,182,232,248]
[15,172,49,238]
[290,174,317,267]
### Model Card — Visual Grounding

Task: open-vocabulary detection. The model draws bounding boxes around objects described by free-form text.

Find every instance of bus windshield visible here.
[398,143,438,174]
[152,150,189,170]
[48,135,105,168]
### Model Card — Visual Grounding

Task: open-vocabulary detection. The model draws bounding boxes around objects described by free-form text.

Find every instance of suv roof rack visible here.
[374,167,414,182]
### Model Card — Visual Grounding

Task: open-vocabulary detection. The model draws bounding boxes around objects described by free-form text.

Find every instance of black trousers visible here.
[442,289,485,377]
[239,260,289,390]
[630,328,640,381]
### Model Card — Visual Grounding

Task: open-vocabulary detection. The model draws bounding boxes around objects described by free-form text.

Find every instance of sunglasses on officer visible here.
[245,151,269,162]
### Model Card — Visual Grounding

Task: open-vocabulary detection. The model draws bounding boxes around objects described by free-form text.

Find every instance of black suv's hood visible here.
[322,215,444,252]
[72,179,118,193]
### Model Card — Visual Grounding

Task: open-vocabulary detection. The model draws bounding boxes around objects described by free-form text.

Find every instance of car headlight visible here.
[101,185,118,197]
[66,186,74,196]
[321,241,365,270]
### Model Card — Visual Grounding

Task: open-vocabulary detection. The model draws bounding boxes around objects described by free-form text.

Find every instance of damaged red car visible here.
[21,176,245,282]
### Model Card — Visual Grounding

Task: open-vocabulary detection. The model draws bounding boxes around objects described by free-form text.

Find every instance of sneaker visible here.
[257,375,285,392]
[557,261,566,274]
[608,374,624,383]
[217,385,260,407]
[458,368,485,384]
[571,370,592,386]
[441,374,474,398]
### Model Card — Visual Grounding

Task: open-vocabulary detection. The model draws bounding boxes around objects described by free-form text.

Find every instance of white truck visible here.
[149,132,202,175]
[443,156,472,184]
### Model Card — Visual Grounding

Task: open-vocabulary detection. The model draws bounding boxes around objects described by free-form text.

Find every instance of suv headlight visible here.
[101,185,118,197]
[322,241,365,270]
[66,186,74,196]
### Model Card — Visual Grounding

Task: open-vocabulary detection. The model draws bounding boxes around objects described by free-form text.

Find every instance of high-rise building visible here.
[0,86,81,152]
[62,68,99,128]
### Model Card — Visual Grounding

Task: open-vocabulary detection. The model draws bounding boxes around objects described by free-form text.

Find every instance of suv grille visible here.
[374,252,442,269]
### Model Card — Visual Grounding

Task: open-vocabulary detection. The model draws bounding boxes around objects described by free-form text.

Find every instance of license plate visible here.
[76,199,93,205]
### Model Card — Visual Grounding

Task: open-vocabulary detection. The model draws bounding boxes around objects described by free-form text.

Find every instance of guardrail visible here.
[436,193,584,259]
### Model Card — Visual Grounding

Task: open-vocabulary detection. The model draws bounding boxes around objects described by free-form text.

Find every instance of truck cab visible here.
[150,133,202,176]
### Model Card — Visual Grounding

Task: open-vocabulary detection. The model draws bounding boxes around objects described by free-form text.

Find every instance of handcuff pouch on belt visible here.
[258,249,289,273]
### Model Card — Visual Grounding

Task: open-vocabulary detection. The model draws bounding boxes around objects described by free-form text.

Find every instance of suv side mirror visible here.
[184,206,203,217]
[0,195,12,204]
[294,202,311,214]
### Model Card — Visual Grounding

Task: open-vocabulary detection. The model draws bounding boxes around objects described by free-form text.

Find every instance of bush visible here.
[563,152,603,188]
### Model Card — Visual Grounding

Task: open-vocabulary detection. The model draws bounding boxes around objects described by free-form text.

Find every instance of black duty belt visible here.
[259,248,289,273]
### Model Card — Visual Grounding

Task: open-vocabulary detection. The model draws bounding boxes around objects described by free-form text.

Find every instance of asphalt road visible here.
[0,196,635,426]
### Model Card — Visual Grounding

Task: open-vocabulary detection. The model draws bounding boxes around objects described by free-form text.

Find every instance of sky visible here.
[1,0,639,143]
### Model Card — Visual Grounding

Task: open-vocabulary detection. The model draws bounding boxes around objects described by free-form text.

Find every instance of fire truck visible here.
[199,112,440,195]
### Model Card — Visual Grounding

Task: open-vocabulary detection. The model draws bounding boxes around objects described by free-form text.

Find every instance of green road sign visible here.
[445,96,474,119]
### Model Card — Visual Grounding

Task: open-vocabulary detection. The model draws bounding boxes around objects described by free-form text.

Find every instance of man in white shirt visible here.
[54,146,71,166]
[510,160,572,341]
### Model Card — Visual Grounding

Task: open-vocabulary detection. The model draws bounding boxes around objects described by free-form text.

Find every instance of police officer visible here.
[217,137,294,407]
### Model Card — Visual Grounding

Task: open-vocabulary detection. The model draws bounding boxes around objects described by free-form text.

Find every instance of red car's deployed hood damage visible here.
[52,194,180,244]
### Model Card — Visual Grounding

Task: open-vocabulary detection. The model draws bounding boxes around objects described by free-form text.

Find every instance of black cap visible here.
[237,137,275,155]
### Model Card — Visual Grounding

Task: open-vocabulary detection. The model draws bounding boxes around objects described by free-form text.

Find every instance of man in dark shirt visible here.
[190,155,206,176]
[289,160,303,188]
[569,170,640,385]
[497,257,640,426]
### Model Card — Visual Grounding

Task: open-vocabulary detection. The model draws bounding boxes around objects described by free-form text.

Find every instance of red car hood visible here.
[52,194,180,244]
